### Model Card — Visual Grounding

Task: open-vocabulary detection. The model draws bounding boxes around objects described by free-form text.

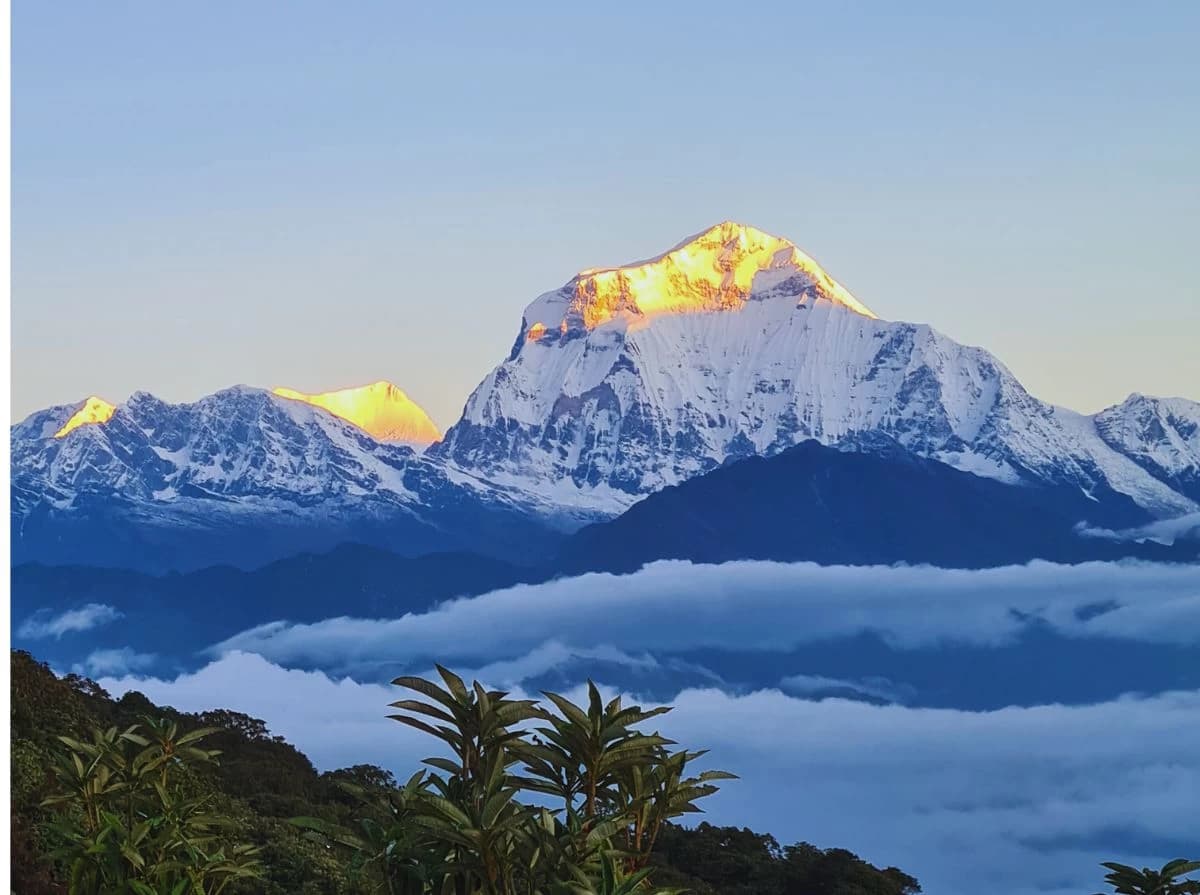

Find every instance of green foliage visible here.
[648,823,922,895]
[557,852,684,895]
[10,650,375,894]
[1096,859,1200,895]
[39,719,262,894]
[295,668,734,894]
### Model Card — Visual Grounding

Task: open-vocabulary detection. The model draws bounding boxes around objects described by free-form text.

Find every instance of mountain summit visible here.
[521,221,874,341]
[272,381,441,446]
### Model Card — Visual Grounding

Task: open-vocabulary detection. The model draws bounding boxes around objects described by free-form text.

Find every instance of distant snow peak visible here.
[53,396,116,438]
[272,381,441,446]
[523,221,875,339]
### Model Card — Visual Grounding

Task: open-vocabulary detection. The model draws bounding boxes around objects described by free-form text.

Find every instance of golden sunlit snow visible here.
[272,381,441,445]
[53,397,117,438]
[566,221,875,330]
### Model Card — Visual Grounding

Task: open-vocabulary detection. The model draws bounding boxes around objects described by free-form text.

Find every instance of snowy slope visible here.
[433,222,1197,519]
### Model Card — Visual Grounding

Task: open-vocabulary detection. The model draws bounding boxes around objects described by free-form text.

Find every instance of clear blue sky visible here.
[13,1,1199,427]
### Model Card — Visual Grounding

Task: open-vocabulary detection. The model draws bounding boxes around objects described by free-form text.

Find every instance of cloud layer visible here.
[211,560,1200,672]
[85,559,1200,895]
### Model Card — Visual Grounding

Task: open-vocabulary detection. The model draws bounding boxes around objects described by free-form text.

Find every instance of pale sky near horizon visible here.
[13,1,1199,428]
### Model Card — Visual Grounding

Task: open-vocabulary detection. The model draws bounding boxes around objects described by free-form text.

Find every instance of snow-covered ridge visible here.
[27,380,442,449]
[12,386,423,508]
[10,385,588,523]
[9,387,565,571]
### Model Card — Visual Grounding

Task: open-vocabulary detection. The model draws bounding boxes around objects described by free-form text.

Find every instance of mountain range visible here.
[10,387,558,571]
[16,434,1196,680]
[11,222,1200,573]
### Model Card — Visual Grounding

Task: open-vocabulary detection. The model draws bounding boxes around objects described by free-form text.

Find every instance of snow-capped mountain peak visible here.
[272,381,441,446]
[433,223,1198,520]
[520,221,875,344]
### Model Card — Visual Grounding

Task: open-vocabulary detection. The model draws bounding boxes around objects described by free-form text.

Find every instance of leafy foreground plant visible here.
[40,717,262,895]
[295,668,734,895]
[1096,859,1200,895]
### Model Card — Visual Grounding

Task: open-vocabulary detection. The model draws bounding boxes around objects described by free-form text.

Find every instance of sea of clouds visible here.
[81,558,1200,895]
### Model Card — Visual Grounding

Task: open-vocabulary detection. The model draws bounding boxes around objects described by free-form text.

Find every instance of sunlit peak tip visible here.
[53,396,117,439]
[671,220,793,251]
[553,221,875,329]
[271,382,440,445]
[703,220,784,240]
[276,380,409,401]
[366,379,410,397]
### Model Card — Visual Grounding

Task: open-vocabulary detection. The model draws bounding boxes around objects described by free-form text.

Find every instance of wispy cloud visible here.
[75,647,157,677]
[1079,512,1200,545]
[17,603,122,640]
[453,642,662,688]
[779,673,915,704]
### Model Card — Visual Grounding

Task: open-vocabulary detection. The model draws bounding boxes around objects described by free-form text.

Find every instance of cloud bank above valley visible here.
[211,559,1200,674]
